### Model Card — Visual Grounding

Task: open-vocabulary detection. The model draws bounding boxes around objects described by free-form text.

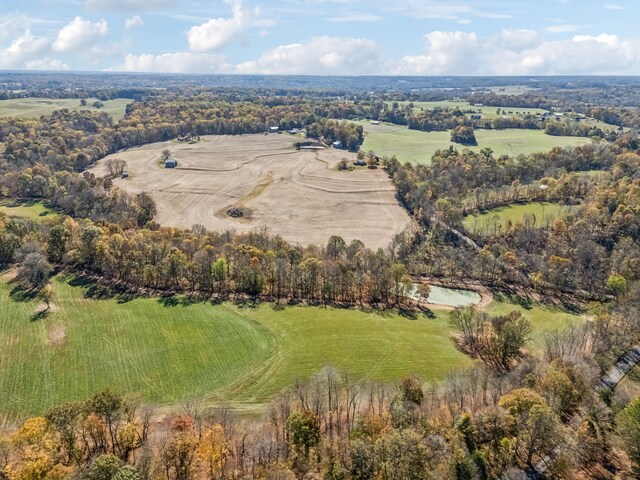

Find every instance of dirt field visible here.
[90,134,411,249]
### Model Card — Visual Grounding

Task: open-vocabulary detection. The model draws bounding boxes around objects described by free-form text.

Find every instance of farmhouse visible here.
[269,126,279,133]
[164,158,178,168]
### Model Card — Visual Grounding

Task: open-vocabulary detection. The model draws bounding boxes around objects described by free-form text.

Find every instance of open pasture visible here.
[0,200,59,221]
[90,134,411,249]
[463,202,580,236]
[356,121,591,165]
[0,97,130,121]
[0,274,588,418]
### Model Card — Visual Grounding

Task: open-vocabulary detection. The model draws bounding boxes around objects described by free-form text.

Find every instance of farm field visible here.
[463,202,580,235]
[89,134,411,249]
[0,98,131,121]
[0,200,59,221]
[0,274,588,418]
[356,121,591,164]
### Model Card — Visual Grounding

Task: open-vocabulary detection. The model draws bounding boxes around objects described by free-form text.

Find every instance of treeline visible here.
[544,119,620,140]
[0,95,367,172]
[375,104,542,133]
[1,207,418,305]
[0,168,156,227]
[3,300,640,479]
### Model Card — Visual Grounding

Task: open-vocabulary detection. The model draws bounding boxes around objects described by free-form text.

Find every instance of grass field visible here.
[0,275,470,417]
[463,202,580,235]
[356,121,591,164]
[487,294,588,349]
[0,273,588,418]
[0,98,131,121]
[0,200,59,221]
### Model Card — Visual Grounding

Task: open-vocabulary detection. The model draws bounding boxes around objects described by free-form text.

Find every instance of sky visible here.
[0,0,638,75]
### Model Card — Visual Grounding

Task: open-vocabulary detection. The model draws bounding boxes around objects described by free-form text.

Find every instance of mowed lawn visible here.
[356,121,591,165]
[463,202,580,235]
[0,200,59,221]
[0,275,471,418]
[0,98,131,121]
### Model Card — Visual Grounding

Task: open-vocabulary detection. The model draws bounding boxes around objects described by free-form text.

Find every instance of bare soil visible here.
[90,134,411,249]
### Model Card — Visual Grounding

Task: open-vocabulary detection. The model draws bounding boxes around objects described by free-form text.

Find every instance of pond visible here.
[410,284,481,308]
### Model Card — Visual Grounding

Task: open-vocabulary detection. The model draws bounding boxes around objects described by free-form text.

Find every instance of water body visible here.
[410,284,482,308]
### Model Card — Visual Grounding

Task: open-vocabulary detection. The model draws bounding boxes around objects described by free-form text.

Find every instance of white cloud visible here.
[108,51,230,73]
[85,0,175,11]
[387,29,640,76]
[393,31,479,75]
[0,13,31,42]
[489,33,640,75]
[492,28,540,52]
[52,17,108,53]
[0,29,53,69]
[327,13,383,23]
[124,15,144,28]
[388,1,511,22]
[236,36,384,75]
[545,23,587,33]
[188,0,262,52]
[604,3,626,9]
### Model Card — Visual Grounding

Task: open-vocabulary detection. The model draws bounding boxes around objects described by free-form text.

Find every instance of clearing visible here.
[463,202,580,236]
[0,98,131,121]
[356,121,591,165]
[0,200,59,221]
[90,134,411,250]
[0,275,587,418]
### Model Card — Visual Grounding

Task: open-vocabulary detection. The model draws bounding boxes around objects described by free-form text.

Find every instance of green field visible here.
[487,295,588,349]
[0,274,588,418]
[0,200,59,221]
[463,202,580,236]
[0,98,131,121]
[0,275,471,417]
[388,100,548,119]
[357,121,591,164]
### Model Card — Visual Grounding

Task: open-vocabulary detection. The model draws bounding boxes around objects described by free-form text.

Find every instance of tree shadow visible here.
[397,308,418,320]
[9,284,37,303]
[65,274,143,304]
[418,307,437,319]
[233,298,260,309]
[158,294,203,308]
[30,309,51,322]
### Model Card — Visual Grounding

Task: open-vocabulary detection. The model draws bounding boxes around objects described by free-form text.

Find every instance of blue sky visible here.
[1,0,638,74]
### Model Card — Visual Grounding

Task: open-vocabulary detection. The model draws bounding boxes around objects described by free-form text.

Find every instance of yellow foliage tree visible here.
[197,425,227,480]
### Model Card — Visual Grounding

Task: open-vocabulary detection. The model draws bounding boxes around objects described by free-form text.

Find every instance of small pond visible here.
[410,284,481,308]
